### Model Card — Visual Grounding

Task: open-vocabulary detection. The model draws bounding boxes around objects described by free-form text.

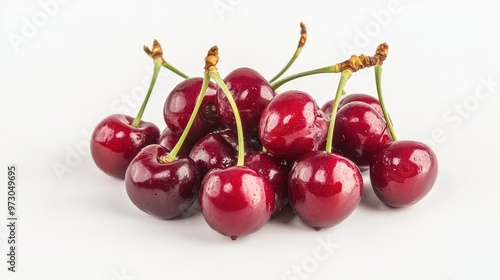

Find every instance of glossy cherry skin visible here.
[164,77,221,143]
[259,90,329,161]
[199,166,275,240]
[332,101,393,169]
[157,127,194,158]
[125,144,200,219]
[215,67,276,133]
[370,141,438,207]
[189,129,254,177]
[321,93,384,118]
[91,114,160,179]
[244,151,290,215]
[288,151,363,229]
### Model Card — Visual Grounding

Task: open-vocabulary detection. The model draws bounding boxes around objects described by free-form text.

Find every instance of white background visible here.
[1,0,499,279]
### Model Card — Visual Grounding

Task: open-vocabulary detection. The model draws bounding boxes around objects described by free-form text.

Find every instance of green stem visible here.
[132,58,162,127]
[271,65,335,90]
[375,65,397,141]
[325,70,352,153]
[164,73,210,161]
[268,48,303,84]
[210,73,245,166]
[162,62,189,80]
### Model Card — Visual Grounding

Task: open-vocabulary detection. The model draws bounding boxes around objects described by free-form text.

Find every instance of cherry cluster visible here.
[90,24,438,240]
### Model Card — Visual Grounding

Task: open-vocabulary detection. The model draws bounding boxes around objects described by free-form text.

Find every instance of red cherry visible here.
[288,151,363,229]
[92,44,164,179]
[332,101,392,169]
[215,67,276,133]
[244,151,290,215]
[125,144,200,219]
[164,77,221,143]
[370,140,438,207]
[90,114,159,179]
[322,93,384,117]
[259,90,328,161]
[157,127,194,158]
[199,166,275,240]
[188,129,254,177]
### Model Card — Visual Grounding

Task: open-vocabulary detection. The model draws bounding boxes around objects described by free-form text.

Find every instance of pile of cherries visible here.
[90,24,438,240]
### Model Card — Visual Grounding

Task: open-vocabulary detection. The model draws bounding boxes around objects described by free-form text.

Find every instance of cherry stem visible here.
[162,73,210,162]
[162,61,189,80]
[268,22,307,84]
[271,43,388,91]
[325,70,352,153]
[132,58,162,127]
[271,65,335,90]
[375,65,397,141]
[210,73,245,166]
[143,41,189,80]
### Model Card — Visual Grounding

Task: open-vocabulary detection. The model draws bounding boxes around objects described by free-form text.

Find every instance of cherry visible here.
[158,127,193,158]
[369,65,438,207]
[289,150,363,229]
[244,151,289,215]
[215,67,276,133]
[91,115,159,179]
[125,144,200,219]
[199,166,274,240]
[322,93,384,117]
[259,90,328,161]
[260,44,389,162]
[370,141,438,207]
[288,70,363,230]
[126,47,219,218]
[199,47,275,240]
[163,77,221,143]
[91,40,165,179]
[332,101,392,169]
[189,128,253,177]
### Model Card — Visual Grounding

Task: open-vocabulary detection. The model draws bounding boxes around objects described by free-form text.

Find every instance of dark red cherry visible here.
[164,77,221,143]
[90,114,159,179]
[244,151,290,215]
[157,127,194,158]
[199,166,275,240]
[288,151,363,229]
[189,129,254,177]
[125,144,200,219]
[370,140,438,207]
[259,90,328,161]
[322,93,384,117]
[332,101,392,169]
[215,67,276,133]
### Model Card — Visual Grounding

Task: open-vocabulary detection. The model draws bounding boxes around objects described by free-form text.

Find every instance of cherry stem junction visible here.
[325,70,352,153]
[268,22,307,84]
[132,58,162,127]
[162,73,211,163]
[205,46,245,166]
[144,40,190,80]
[271,43,388,90]
[375,65,397,141]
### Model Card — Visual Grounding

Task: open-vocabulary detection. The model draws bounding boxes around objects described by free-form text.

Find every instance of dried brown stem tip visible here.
[143,39,165,61]
[204,46,219,74]
[298,22,307,48]
[333,42,389,73]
